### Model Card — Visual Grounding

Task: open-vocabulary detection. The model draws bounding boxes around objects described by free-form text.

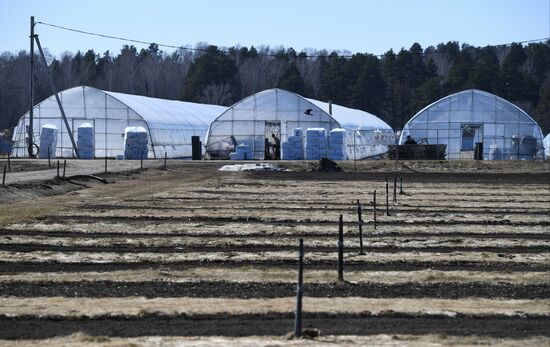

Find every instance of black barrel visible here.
[191,136,202,160]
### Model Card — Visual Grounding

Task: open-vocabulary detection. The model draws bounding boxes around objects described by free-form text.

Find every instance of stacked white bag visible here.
[230,143,253,160]
[77,123,94,159]
[305,128,327,160]
[328,128,348,160]
[281,128,304,160]
[124,126,148,160]
[38,124,58,159]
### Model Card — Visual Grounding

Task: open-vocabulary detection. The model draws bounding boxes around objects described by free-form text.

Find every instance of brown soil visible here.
[0,159,548,345]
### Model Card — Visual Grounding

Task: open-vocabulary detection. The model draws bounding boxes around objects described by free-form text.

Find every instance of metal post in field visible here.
[393,175,397,203]
[338,214,344,282]
[7,153,10,172]
[62,159,66,178]
[357,199,364,255]
[294,238,304,338]
[56,160,60,178]
[385,177,389,216]
[2,165,6,187]
[47,147,51,168]
[104,156,107,174]
[140,152,143,169]
[373,190,377,230]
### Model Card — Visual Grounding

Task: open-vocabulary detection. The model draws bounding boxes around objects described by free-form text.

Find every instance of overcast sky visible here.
[1,0,549,57]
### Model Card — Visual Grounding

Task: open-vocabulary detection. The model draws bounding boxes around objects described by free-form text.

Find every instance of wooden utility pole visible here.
[28,16,36,158]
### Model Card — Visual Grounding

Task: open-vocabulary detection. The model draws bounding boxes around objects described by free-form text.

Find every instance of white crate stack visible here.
[281,128,304,160]
[124,126,148,160]
[38,124,58,159]
[305,128,327,160]
[77,123,94,159]
[328,128,348,160]
[230,143,253,160]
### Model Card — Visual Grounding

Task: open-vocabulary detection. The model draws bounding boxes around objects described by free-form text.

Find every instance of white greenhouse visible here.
[399,89,546,160]
[11,86,227,158]
[205,88,395,160]
[544,133,550,159]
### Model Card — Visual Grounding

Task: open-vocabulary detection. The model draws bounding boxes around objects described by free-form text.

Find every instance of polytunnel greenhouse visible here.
[205,88,395,160]
[544,134,550,159]
[399,89,546,160]
[11,86,227,158]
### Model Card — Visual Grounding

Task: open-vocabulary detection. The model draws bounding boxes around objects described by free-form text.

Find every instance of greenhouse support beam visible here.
[34,35,80,158]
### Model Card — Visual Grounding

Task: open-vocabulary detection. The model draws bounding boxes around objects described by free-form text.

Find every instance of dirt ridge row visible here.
[0,312,548,339]
[0,281,547,299]
[2,243,549,254]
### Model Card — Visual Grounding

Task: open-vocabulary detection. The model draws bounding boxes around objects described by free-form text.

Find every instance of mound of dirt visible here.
[315,158,342,172]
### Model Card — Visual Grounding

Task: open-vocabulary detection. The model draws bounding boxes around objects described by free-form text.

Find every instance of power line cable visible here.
[36,21,549,59]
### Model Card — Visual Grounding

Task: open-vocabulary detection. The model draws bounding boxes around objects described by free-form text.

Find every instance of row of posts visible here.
[294,174,405,338]
[1,151,171,187]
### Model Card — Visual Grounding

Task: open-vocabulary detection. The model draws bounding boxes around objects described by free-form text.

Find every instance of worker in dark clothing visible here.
[404,135,417,145]
[264,138,272,159]
[271,133,280,160]
[230,135,238,150]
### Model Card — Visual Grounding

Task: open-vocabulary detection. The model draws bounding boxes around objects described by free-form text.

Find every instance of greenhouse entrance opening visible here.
[461,123,483,160]
[265,121,281,160]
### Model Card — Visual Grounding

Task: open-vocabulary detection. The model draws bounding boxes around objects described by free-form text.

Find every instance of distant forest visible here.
[1,40,549,135]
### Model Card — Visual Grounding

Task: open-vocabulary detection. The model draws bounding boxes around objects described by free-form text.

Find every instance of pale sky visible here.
[1,0,549,57]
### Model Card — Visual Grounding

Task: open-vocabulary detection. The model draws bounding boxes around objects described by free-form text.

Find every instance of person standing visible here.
[271,133,281,160]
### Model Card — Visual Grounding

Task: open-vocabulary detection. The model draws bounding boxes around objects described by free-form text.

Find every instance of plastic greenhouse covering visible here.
[205,88,395,160]
[544,134,550,159]
[11,86,227,158]
[399,89,546,160]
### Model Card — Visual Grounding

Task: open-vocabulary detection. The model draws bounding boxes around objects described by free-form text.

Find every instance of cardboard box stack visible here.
[124,126,148,160]
[305,128,327,160]
[77,123,94,159]
[38,124,58,159]
[328,128,348,160]
[230,143,253,160]
[281,128,304,160]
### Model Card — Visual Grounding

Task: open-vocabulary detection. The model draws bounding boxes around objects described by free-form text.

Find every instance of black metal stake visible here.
[385,177,389,216]
[56,160,60,178]
[7,153,10,172]
[2,165,6,187]
[357,199,364,255]
[47,147,51,168]
[104,156,107,174]
[373,190,377,230]
[63,159,66,178]
[338,214,344,282]
[400,175,404,195]
[140,152,143,169]
[393,175,397,203]
[294,238,304,338]
[163,151,167,170]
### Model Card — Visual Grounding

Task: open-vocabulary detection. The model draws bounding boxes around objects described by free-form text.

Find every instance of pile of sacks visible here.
[305,128,327,160]
[328,128,348,160]
[124,126,148,160]
[38,124,58,159]
[77,123,94,159]
[230,143,253,160]
[281,128,304,160]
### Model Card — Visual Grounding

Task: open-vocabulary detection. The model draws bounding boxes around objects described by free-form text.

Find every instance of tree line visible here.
[0,40,549,135]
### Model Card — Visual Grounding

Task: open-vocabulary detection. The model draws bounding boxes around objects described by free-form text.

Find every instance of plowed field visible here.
[0,159,548,346]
